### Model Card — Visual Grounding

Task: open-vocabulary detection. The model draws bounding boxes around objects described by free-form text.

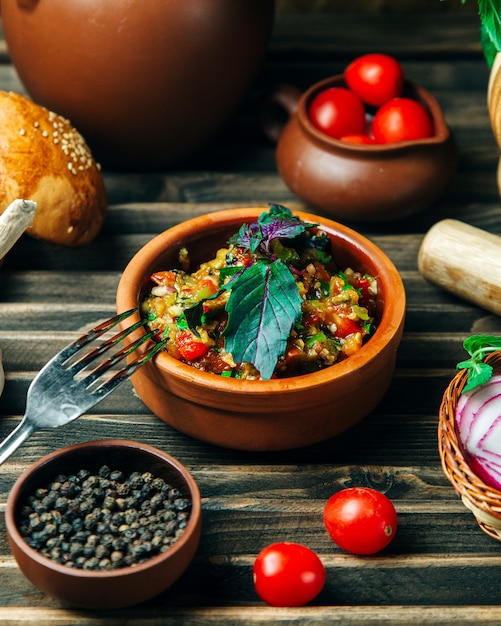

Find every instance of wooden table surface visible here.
[2,9,501,625]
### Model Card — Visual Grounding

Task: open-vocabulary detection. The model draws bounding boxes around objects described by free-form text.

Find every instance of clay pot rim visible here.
[298,74,452,153]
[116,208,406,395]
[6,439,202,580]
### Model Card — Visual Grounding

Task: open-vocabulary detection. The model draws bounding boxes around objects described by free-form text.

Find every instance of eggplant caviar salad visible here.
[141,205,378,380]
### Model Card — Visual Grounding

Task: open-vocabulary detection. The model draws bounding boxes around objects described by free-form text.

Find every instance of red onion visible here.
[455,373,501,490]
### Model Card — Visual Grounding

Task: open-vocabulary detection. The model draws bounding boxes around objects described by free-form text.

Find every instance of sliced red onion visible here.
[455,373,501,490]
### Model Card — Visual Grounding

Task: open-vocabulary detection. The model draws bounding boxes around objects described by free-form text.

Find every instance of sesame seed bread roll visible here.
[0,91,107,246]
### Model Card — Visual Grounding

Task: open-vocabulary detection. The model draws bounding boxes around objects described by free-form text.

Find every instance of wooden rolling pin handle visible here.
[418,219,501,316]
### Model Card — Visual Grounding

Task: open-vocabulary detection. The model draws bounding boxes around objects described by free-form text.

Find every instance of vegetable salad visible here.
[141,206,377,380]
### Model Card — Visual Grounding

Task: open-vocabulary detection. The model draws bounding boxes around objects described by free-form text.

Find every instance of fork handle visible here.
[0,417,36,466]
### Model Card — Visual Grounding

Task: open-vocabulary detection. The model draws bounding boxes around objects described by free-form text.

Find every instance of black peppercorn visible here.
[102,495,117,511]
[98,465,111,479]
[17,464,192,571]
[109,470,124,482]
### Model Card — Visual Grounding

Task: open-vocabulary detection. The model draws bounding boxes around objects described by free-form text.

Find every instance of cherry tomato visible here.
[253,542,326,607]
[175,330,209,360]
[372,97,433,143]
[340,133,377,145]
[344,53,404,107]
[324,487,397,555]
[309,87,365,139]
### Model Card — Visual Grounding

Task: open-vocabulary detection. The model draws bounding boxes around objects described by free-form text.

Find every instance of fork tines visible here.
[85,331,168,397]
[53,308,167,395]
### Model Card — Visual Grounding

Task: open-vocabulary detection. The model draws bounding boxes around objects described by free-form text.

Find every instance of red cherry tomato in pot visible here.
[324,487,397,555]
[253,542,326,607]
[309,87,365,139]
[344,53,404,107]
[372,97,433,143]
[340,133,378,145]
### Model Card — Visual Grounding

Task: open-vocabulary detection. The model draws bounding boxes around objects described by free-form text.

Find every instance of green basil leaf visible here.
[224,259,302,380]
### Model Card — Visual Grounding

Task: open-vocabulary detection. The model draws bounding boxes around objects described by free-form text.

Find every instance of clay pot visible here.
[115,208,406,451]
[264,76,458,222]
[1,0,275,169]
[6,440,202,609]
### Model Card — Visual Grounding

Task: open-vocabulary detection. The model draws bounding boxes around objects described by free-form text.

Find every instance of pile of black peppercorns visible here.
[17,464,192,570]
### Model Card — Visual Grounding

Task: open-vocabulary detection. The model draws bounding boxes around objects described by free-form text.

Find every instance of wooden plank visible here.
[268,13,483,59]
[0,605,500,626]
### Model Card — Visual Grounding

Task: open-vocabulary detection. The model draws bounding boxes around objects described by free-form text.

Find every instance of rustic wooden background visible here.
[2,4,501,625]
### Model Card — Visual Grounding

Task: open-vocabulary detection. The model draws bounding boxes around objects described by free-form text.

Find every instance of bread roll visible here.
[0,91,107,246]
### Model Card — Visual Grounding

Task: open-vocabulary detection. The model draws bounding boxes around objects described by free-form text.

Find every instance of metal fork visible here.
[0,308,167,466]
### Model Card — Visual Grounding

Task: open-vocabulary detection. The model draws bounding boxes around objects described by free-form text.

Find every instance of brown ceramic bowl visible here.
[5,440,202,610]
[116,208,406,451]
[264,76,458,222]
[0,0,275,169]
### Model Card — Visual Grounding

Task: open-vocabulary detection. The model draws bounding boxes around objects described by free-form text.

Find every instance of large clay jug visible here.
[1,0,275,169]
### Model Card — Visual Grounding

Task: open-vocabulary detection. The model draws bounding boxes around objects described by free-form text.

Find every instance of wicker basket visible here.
[439,351,501,540]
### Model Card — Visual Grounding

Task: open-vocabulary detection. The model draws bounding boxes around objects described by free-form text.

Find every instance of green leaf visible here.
[224,259,302,380]
[478,0,501,54]
[456,334,501,391]
[183,284,231,334]
[460,0,501,65]
[481,23,499,66]
[463,334,501,358]
[183,303,204,335]
[457,359,493,391]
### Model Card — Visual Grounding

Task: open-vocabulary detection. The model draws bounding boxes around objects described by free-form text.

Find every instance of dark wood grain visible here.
[1,10,501,625]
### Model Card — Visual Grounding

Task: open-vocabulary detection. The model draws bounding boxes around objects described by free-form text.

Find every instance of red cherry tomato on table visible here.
[309,87,365,139]
[344,53,404,107]
[253,542,326,607]
[372,97,433,143]
[323,487,397,555]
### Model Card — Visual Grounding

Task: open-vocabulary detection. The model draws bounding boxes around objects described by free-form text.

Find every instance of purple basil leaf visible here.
[259,206,316,253]
[228,205,317,255]
[224,259,302,380]
[229,222,262,252]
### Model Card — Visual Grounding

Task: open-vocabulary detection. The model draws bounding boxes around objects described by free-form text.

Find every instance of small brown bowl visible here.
[5,440,202,609]
[263,76,458,222]
[116,207,406,451]
[439,352,501,540]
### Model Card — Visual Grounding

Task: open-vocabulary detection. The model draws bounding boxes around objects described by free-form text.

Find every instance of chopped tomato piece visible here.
[176,330,209,360]
[334,317,360,338]
[200,276,219,296]
[355,276,373,302]
[151,271,177,286]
